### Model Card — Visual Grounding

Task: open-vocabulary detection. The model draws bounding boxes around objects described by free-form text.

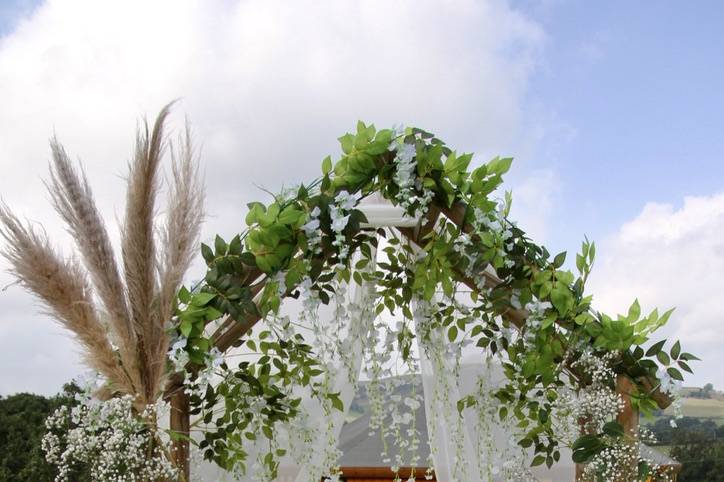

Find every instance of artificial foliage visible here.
[170,122,697,481]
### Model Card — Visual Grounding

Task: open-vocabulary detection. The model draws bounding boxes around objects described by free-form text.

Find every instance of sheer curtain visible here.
[415,300,483,482]
[193,249,377,482]
[415,300,574,482]
[285,249,377,482]
[192,191,577,481]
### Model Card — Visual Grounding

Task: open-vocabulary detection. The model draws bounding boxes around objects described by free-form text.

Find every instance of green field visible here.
[662,397,724,422]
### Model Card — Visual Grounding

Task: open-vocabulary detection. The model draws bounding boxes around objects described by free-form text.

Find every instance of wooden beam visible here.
[169,387,190,481]
[338,466,434,480]
[213,302,266,352]
[210,278,267,351]
[616,374,639,437]
[615,374,639,481]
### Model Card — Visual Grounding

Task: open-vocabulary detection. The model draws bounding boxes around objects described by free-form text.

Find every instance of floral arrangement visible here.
[42,377,177,482]
[1,115,696,481]
[170,122,695,481]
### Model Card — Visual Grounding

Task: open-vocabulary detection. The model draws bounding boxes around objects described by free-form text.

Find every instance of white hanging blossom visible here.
[303,206,323,255]
[168,337,190,374]
[168,335,225,399]
[328,190,362,261]
[389,141,434,219]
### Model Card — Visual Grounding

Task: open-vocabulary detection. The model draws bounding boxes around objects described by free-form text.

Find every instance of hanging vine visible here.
[170,122,696,481]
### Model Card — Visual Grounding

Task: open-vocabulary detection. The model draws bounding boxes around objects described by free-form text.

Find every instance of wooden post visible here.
[170,388,190,481]
[616,374,639,481]
[575,415,590,481]
[616,374,638,436]
[574,376,639,481]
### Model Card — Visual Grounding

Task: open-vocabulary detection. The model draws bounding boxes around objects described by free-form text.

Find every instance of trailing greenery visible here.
[172,122,698,479]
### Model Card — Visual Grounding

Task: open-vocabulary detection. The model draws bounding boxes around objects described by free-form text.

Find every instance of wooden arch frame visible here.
[164,194,673,480]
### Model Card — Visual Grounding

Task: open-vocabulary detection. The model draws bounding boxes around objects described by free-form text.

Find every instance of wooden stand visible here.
[574,375,639,481]
[170,389,190,482]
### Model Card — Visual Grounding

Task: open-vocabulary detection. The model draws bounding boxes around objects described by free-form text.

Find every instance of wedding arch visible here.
[0,111,695,482]
[165,122,690,481]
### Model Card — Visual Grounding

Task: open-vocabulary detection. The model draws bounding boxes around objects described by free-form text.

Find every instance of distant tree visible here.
[0,392,56,481]
[0,384,90,482]
[703,383,715,398]
[648,416,719,446]
[670,431,724,481]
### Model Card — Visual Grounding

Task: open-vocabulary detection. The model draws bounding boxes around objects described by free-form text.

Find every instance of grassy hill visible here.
[660,397,724,424]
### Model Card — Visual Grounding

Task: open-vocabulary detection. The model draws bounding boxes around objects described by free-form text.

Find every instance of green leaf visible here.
[541,313,557,329]
[571,434,604,464]
[553,251,566,269]
[277,206,304,226]
[498,406,508,421]
[646,339,666,357]
[670,340,681,359]
[201,243,214,264]
[657,351,670,365]
[447,325,458,343]
[240,252,257,266]
[192,292,217,307]
[328,393,344,412]
[531,455,545,467]
[678,360,693,373]
[339,134,354,154]
[321,155,332,175]
[627,299,641,322]
[657,307,675,327]
[215,235,227,255]
[179,320,192,337]
[487,156,513,176]
[539,280,552,300]
[178,286,191,304]
[228,235,242,255]
[245,202,265,226]
[667,367,684,381]
[602,421,624,438]
[550,284,574,317]
[356,120,367,136]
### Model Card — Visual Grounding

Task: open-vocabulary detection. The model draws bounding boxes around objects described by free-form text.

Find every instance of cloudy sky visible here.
[1,0,723,395]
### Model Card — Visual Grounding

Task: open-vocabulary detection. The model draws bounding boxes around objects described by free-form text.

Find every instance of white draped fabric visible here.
[193,252,377,482]
[193,197,576,481]
[415,313,575,481]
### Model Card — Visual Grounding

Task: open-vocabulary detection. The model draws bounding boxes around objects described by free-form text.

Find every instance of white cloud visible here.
[508,168,560,242]
[589,192,724,389]
[0,0,548,394]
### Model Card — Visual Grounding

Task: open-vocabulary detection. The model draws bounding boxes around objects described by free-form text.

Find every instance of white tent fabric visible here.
[415,299,574,482]
[193,252,376,482]
[193,197,576,481]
